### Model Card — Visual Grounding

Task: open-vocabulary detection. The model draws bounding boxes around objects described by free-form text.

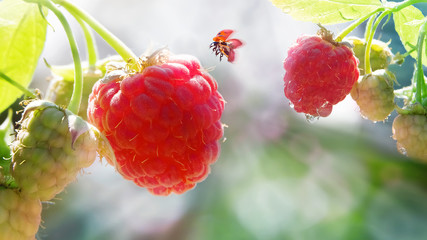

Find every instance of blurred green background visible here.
[3,0,427,239]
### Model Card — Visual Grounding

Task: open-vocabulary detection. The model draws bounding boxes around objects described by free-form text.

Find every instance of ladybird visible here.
[210,29,243,63]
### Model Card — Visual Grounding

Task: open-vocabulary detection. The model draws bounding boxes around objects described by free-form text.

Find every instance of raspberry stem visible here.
[335,0,427,42]
[74,17,98,70]
[391,0,427,12]
[40,0,83,115]
[52,0,140,72]
[0,72,37,98]
[334,8,383,42]
[363,14,377,75]
[415,20,427,105]
[364,11,390,75]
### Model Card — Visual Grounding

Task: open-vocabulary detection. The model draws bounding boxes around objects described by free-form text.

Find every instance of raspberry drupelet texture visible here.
[11,100,99,201]
[283,35,359,117]
[392,113,427,161]
[350,69,395,122]
[87,54,225,196]
[0,188,41,240]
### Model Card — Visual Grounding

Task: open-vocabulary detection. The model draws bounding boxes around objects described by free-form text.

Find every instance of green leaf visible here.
[393,5,427,66]
[0,0,47,113]
[271,0,381,25]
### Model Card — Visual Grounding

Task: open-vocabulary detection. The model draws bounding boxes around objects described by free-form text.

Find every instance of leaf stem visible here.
[42,0,82,114]
[364,10,390,75]
[335,0,427,42]
[415,20,427,104]
[363,14,377,75]
[75,17,98,70]
[334,8,383,42]
[0,72,36,98]
[391,0,427,13]
[51,0,140,71]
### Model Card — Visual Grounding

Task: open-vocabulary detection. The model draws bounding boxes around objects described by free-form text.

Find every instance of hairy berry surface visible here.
[0,188,41,240]
[87,54,224,195]
[392,114,427,161]
[11,101,98,201]
[351,69,395,121]
[283,35,359,117]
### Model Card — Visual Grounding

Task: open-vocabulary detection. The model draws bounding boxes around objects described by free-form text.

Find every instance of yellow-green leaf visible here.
[393,5,427,66]
[0,0,47,113]
[271,0,381,25]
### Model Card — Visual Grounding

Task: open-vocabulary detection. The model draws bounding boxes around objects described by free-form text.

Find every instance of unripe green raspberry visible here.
[45,69,103,120]
[0,188,41,240]
[44,57,123,120]
[392,113,427,161]
[11,100,102,201]
[346,37,393,75]
[350,69,395,121]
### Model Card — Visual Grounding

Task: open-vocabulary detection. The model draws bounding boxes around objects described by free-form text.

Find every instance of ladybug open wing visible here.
[227,49,236,63]
[228,39,243,49]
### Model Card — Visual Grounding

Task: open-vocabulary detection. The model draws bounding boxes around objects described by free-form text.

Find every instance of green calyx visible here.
[395,102,427,116]
[0,109,17,188]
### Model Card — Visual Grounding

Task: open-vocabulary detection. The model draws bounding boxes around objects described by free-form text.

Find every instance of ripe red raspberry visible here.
[87,52,225,196]
[283,31,359,117]
[392,113,427,161]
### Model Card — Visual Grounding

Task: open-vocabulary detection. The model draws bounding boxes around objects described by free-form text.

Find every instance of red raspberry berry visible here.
[87,52,225,196]
[283,31,359,117]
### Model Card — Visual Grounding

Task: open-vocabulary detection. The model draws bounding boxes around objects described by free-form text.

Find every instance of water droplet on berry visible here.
[397,146,407,156]
[305,114,319,123]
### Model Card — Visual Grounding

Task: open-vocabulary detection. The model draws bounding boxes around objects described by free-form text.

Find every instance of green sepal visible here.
[0,109,16,187]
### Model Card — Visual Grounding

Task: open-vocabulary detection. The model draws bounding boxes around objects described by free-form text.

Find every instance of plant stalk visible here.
[52,0,140,71]
[75,17,98,70]
[392,0,427,13]
[415,20,427,104]
[364,14,377,75]
[43,0,83,114]
[335,8,383,42]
